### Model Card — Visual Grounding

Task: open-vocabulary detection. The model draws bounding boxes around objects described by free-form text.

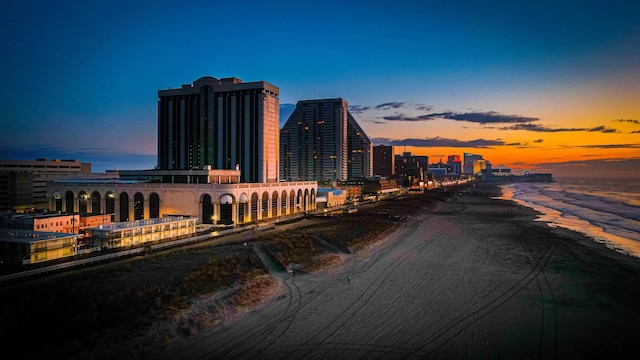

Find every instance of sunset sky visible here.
[1,0,639,177]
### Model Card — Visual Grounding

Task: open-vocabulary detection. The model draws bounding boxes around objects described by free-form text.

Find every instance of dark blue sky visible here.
[1,0,639,176]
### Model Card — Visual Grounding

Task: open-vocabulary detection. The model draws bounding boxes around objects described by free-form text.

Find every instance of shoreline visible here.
[496,181,640,259]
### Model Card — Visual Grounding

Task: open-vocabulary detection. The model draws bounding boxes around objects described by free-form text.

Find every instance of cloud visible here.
[587,126,618,133]
[533,139,544,143]
[498,124,618,133]
[382,113,435,121]
[375,102,405,110]
[632,130,640,134]
[416,105,434,111]
[348,105,371,114]
[371,136,505,148]
[426,111,538,124]
[616,119,640,125]
[576,143,640,149]
[366,119,387,124]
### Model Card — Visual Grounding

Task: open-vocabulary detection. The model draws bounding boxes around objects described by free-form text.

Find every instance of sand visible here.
[147,189,640,359]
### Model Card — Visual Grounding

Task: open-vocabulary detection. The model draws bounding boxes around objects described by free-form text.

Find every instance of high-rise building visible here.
[157,76,280,183]
[347,113,373,179]
[463,152,483,175]
[447,154,462,176]
[280,98,371,181]
[373,145,395,177]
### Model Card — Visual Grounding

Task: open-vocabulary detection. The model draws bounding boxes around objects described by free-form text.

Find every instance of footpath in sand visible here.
[152,190,640,359]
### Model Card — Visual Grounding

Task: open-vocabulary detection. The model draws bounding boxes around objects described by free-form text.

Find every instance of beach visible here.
[4,185,640,359]
[150,187,640,359]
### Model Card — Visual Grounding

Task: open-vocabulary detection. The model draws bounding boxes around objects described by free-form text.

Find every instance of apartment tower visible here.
[280,98,371,181]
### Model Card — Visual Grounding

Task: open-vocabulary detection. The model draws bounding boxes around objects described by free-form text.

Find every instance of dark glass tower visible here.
[280,98,371,181]
[157,76,280,183]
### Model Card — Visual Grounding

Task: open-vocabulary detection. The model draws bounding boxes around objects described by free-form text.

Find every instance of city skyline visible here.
[2,1,639,177]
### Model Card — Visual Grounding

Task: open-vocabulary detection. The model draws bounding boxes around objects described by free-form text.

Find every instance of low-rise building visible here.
[0,229,79,265]
[84,216,197,250]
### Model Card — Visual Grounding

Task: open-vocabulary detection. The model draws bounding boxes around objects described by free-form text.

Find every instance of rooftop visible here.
[0,229,77,244]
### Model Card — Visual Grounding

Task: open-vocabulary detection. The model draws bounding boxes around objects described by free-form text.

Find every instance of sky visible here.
[1,0,639,177]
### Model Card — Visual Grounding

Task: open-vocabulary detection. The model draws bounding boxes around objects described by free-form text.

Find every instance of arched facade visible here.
[47,181,318,225]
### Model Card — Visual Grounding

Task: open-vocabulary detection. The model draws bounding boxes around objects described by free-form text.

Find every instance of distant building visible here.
[0,159,94,212]
[491,168,511,176]
[447,155,461,177]
[373,145,395,177]
[395,152,429,186]
[280,98,371,181]
[362,178,401,196]
[347,117,373,180]
[474,159,491,175]
[428,161,448,181]
[463,152,483,175]
[157,76,280,183]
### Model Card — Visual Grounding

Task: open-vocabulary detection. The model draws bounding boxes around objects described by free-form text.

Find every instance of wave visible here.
[496,179,640,258]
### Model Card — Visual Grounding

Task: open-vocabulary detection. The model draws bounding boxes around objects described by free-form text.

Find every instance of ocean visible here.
[497,177,640,258]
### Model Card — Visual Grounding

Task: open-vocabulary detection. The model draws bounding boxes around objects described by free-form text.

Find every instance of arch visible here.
[261,191,270,219]
[250,192,259,222]
[149,192,160,219]
[91,191,101,215]
[297,189,303,213]
[303,189,309,211]
[310,188,316,211]
[105,191,116,217]
[271,191,279,218]
[134,192,144,220]
[78,191,89,214]
[219,193,234,225]
[238,193,248,224]
[281,190,288,216]
[119,192,129,221]
[65,191,74,213]
[290,190,296,214]
[52,190,62,212]
[201,194,213,224]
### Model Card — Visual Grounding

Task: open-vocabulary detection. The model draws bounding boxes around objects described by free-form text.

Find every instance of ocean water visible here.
[497,177,640,258]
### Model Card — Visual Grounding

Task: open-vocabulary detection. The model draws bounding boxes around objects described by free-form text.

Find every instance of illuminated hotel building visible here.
[280,98,372,181]
[463,152,483,175]
[157,76,280,183]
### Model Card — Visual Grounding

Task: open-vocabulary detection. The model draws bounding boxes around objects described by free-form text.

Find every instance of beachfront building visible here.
[0,228,79,265]
[46,169,317,226]
[280,98,372,182]
[158,76,280,183]
[373,145,395,177]
[84,216,197,250]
